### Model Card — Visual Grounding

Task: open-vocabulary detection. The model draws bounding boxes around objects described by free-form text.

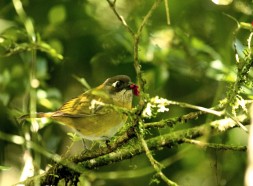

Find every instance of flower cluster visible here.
[142,96,170,118]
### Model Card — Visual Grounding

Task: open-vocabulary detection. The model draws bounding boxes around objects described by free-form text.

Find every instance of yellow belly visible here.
[52,111,127,140]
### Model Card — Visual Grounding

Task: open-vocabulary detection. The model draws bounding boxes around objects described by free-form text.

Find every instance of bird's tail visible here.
[19,112,54,121]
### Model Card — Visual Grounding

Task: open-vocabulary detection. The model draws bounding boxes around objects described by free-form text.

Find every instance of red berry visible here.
[130,84,140,96]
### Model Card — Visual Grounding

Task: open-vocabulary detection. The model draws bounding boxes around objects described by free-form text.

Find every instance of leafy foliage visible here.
[0,0,252,186]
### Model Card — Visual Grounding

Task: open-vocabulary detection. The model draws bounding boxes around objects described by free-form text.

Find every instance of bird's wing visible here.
[53,89,112,117]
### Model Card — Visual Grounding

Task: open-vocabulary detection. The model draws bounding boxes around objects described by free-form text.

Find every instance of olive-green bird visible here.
[21,75,139,140]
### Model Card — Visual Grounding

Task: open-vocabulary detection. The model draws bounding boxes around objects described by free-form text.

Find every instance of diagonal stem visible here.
[136,120,178,186]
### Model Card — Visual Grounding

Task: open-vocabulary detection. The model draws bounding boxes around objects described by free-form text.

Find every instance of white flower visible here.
[157,105,169,113]
[142,96,170,118]
[210,118,235,131]
[142,103,152,118]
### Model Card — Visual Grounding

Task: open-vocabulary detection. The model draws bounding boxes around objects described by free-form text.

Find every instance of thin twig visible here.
[106,0,134,37]
[136,121,178,186]
[136,0,161,38]
[134,0,162,91]
[132,1,176,184]
[94,148,186,180]
[164,0,170,25]
[183,139,247,151]
[167,100,224,116]
[226,112,249,133]
[144,110,204,128]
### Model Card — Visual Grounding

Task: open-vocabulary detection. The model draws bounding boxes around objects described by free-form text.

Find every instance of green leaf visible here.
[48,5,66,25]
[211,0,233,5]
[0,165,11,171]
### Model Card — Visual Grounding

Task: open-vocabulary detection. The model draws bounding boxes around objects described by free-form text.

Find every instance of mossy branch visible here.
[13,106,250,185]
[21,125,205,186]
[136,120,178,186]
[226,26,253,116]
[182,139,247,151]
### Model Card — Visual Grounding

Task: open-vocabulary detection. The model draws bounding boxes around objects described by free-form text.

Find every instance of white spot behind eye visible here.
[112,81,120,88]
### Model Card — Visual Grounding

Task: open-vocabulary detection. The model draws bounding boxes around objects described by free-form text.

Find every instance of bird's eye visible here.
[112,80,123,88]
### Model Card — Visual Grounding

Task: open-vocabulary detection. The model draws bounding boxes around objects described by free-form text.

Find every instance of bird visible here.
[20,75,140,140]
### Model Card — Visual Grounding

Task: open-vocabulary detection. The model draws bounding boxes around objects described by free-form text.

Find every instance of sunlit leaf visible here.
[0,165,11,171]
[48,5,66,25]
[0,19,15,34]
[73,75,91,90]
[211,0,233,5]
[38,41,63,60]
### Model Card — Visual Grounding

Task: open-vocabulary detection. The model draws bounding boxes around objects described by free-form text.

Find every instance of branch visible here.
[37,126,205,186]
[17,110,250,185]
[72,125,205,165]
[136,121,178,186]
[106,0,162,95]
[106,0,134,37]
[182,139,247,151]
[167,100,224,116]
[144,110,205,128]
[164,0,170,25]
[134,0,162,93]
[136,0,161,39]
[106,2,169,183]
